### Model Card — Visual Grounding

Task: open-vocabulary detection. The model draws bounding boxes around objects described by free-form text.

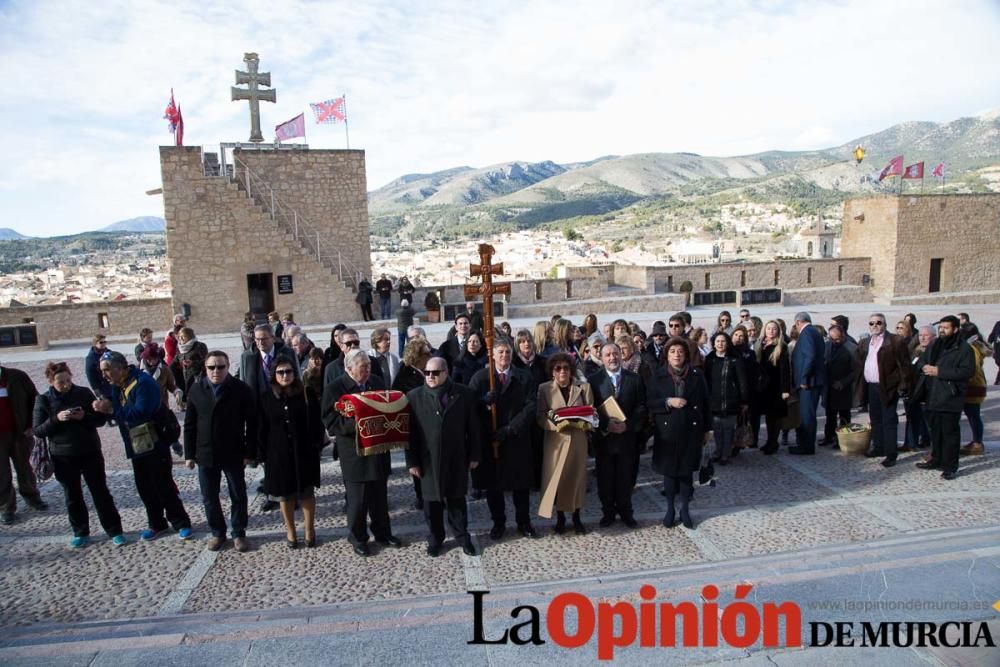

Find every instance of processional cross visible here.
[465,244,511,460]
[231,52,276,143]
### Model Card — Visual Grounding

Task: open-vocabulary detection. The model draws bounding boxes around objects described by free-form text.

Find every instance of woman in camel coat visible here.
[536,352,594,535]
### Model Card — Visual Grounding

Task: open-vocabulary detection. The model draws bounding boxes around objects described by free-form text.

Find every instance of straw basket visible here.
[837,424,871,455]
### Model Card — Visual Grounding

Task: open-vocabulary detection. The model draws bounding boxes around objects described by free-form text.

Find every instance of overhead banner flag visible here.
[931,162,945,178]
[878,155,903,181]
[164,89,184,146]
[310,96,347,124]
[275,112,306,142]
[902,162,924,180]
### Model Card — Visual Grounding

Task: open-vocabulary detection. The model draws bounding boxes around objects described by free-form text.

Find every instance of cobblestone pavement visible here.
[0,303,998,664]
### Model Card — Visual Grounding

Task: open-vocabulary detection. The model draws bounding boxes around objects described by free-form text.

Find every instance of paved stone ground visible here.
[1,302,998,663]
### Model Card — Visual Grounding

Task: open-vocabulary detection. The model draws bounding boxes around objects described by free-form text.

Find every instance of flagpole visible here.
[343,93,350,149]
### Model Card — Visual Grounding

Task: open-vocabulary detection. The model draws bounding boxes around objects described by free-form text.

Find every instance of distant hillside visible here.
[99,216,165,233]
[368,110,1000,239]
[0,231,165,274]
[0,228,30,240]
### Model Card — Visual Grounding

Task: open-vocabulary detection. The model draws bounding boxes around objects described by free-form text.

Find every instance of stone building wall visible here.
[233,149,371,280]
[160,147,360,334]
[0,298,173,345]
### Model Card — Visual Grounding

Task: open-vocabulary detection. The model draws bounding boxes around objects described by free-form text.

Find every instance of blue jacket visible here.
[792,325,827,389]
[108,366,164,458]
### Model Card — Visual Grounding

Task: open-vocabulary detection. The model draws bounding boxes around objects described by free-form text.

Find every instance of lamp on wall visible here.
[853,213,865,222]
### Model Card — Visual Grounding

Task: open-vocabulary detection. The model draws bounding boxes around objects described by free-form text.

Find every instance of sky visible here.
[0,0,998,237]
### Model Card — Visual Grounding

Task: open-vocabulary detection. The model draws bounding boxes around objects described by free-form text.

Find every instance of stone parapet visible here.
[0,297,173,344]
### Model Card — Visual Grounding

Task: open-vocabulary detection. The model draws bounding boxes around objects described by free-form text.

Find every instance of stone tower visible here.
[159,146,371,333]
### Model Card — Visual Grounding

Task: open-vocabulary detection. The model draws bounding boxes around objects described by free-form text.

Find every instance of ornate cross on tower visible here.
[465,243,511,459]
[231,52,276,143]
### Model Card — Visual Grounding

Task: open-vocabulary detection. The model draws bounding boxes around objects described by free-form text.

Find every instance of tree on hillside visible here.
[562,227,581,241]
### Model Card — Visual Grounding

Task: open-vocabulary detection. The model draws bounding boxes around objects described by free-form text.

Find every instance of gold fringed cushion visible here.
[335,390,411,456]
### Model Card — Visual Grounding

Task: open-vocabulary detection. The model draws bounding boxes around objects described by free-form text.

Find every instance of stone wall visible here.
[161,147,361,333]
[509,293,686,319]
[783,286,872,306]
[0,298,173,345]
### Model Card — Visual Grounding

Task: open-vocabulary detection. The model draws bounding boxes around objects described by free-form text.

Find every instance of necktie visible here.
[612,374,620,396]
[263,354,272,375]
[499,371,508,386]
[440,392,449,410]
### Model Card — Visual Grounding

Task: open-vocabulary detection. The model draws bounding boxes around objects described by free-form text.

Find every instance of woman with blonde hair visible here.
[757,321,792,455]
[553,319,577,359]
[533,320,553,356]
[582,313,598,339]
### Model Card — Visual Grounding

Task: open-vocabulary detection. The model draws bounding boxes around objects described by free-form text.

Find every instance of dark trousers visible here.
[197,462,248,539]
[749,410,762,447]
[379,297,392,319]
[663,475,692,516]
[823,409,852,442]
[411,474,423,504]
[132,448,191,532]
[867,383,899,456]
[795,387,821,452]
[963,403,984,442]
[345,478,391,545]
[397,331,407,357]
[903,399,930,447]
[927,410,960,473]
[423,496,468,548]
[52,452,122,538]
[360,303,374,321]
[596,445,637,519]
[486,488,530,528]
[0,431,41,513]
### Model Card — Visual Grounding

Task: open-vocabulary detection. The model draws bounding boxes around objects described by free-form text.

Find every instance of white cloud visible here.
[1,0,998,235]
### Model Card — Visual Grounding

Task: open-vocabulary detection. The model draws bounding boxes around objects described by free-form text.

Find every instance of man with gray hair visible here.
[855,312,912,466]
[290,333,314,374]
[790,312,826,455]
[323,349,401,556]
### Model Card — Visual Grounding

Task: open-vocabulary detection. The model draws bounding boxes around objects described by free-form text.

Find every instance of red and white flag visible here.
[164,89,183,146]
[275,113,306,142]
[310,97,346,124]
[902,162,924,180]
[878,155,903,181]
[931,162,945,178]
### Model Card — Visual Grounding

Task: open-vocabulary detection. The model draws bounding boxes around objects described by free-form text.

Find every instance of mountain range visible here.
[368,109,1000,238]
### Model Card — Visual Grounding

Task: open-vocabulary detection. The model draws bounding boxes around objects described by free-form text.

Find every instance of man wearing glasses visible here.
[183,351,257,552]
[739,309,751,324]
[642,322,671,368]
[855,313,912,466]
[323,328,382,387]
[406,357,481,557]
[84,334,112,399]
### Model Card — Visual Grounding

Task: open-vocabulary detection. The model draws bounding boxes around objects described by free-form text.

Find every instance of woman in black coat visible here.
[258,359,324,547]
[703,332,749,465]
[393,338,434,508]
[451,331,488,385]
[32,361,124,548]
[513,329,547,490]
[731,327,762,449]
[647,338,711,529]
[756,321,792,455]
[823,324,860,447]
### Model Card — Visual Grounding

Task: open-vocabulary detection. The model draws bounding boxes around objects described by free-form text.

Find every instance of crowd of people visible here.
[1,307,996,558]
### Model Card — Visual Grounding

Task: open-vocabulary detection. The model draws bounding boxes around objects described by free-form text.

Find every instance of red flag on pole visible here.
[931,162,945,178]
[310,97,346,124]
[878,155,903,181]
[164,89,183,146]
[275,113,306,142]
[902,162,924,180]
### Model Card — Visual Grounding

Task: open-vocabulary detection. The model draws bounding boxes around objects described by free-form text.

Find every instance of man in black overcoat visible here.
[406,356,482,556]
[468,337,538,540]
[323,349,401,556]
[588,342,647,528]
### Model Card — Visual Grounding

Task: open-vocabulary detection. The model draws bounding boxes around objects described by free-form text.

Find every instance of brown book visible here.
[597,395,626,423]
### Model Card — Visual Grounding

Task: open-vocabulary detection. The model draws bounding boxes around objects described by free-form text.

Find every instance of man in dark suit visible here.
[790,312,827,455]
[642,322,669,369]
[588,342,647,527]
[183,351,256,552]
[406,356,482,557]
[323,328,384,388]
[323,349,401,557]
[468,337,538,540]
[855,312,912,467]
[438,313,472,373]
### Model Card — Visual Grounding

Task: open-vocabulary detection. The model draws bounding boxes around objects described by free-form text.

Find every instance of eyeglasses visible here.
[740,314,750,319]
[254,338,271,343]
[275,369,295,376]
[205,364,227,371]
[553,365,571,372]
[869,321,885,326]
[423,369,444,376]
[344,340,360,347]
[668,324,683,329]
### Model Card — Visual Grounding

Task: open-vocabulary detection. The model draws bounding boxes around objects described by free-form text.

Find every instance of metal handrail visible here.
[230,155,366,288]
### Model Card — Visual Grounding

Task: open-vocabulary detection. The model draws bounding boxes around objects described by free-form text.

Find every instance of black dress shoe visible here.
[287,538,299,550]
[864,449,885,459]
[2,512,14,525]
[881,456,897,468]
[462,539,477,556]
[622,516,639,528]
[305,536,317,548]
[680,510,694,530]
[916,459,940,470]
[554,513,566,534]
[518,524,537,538]
[761,444,778,455]
[377,535,403,548]
[598,515,614,528]
[572,518,587,536]
[353,542,371,557]
[940,470,957,480]
[489,524,505,540]
[788,447,814,455]
[26,499,48,511]
[662,511,675,528]
[426,544,441,557]
[261,500,280,512]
